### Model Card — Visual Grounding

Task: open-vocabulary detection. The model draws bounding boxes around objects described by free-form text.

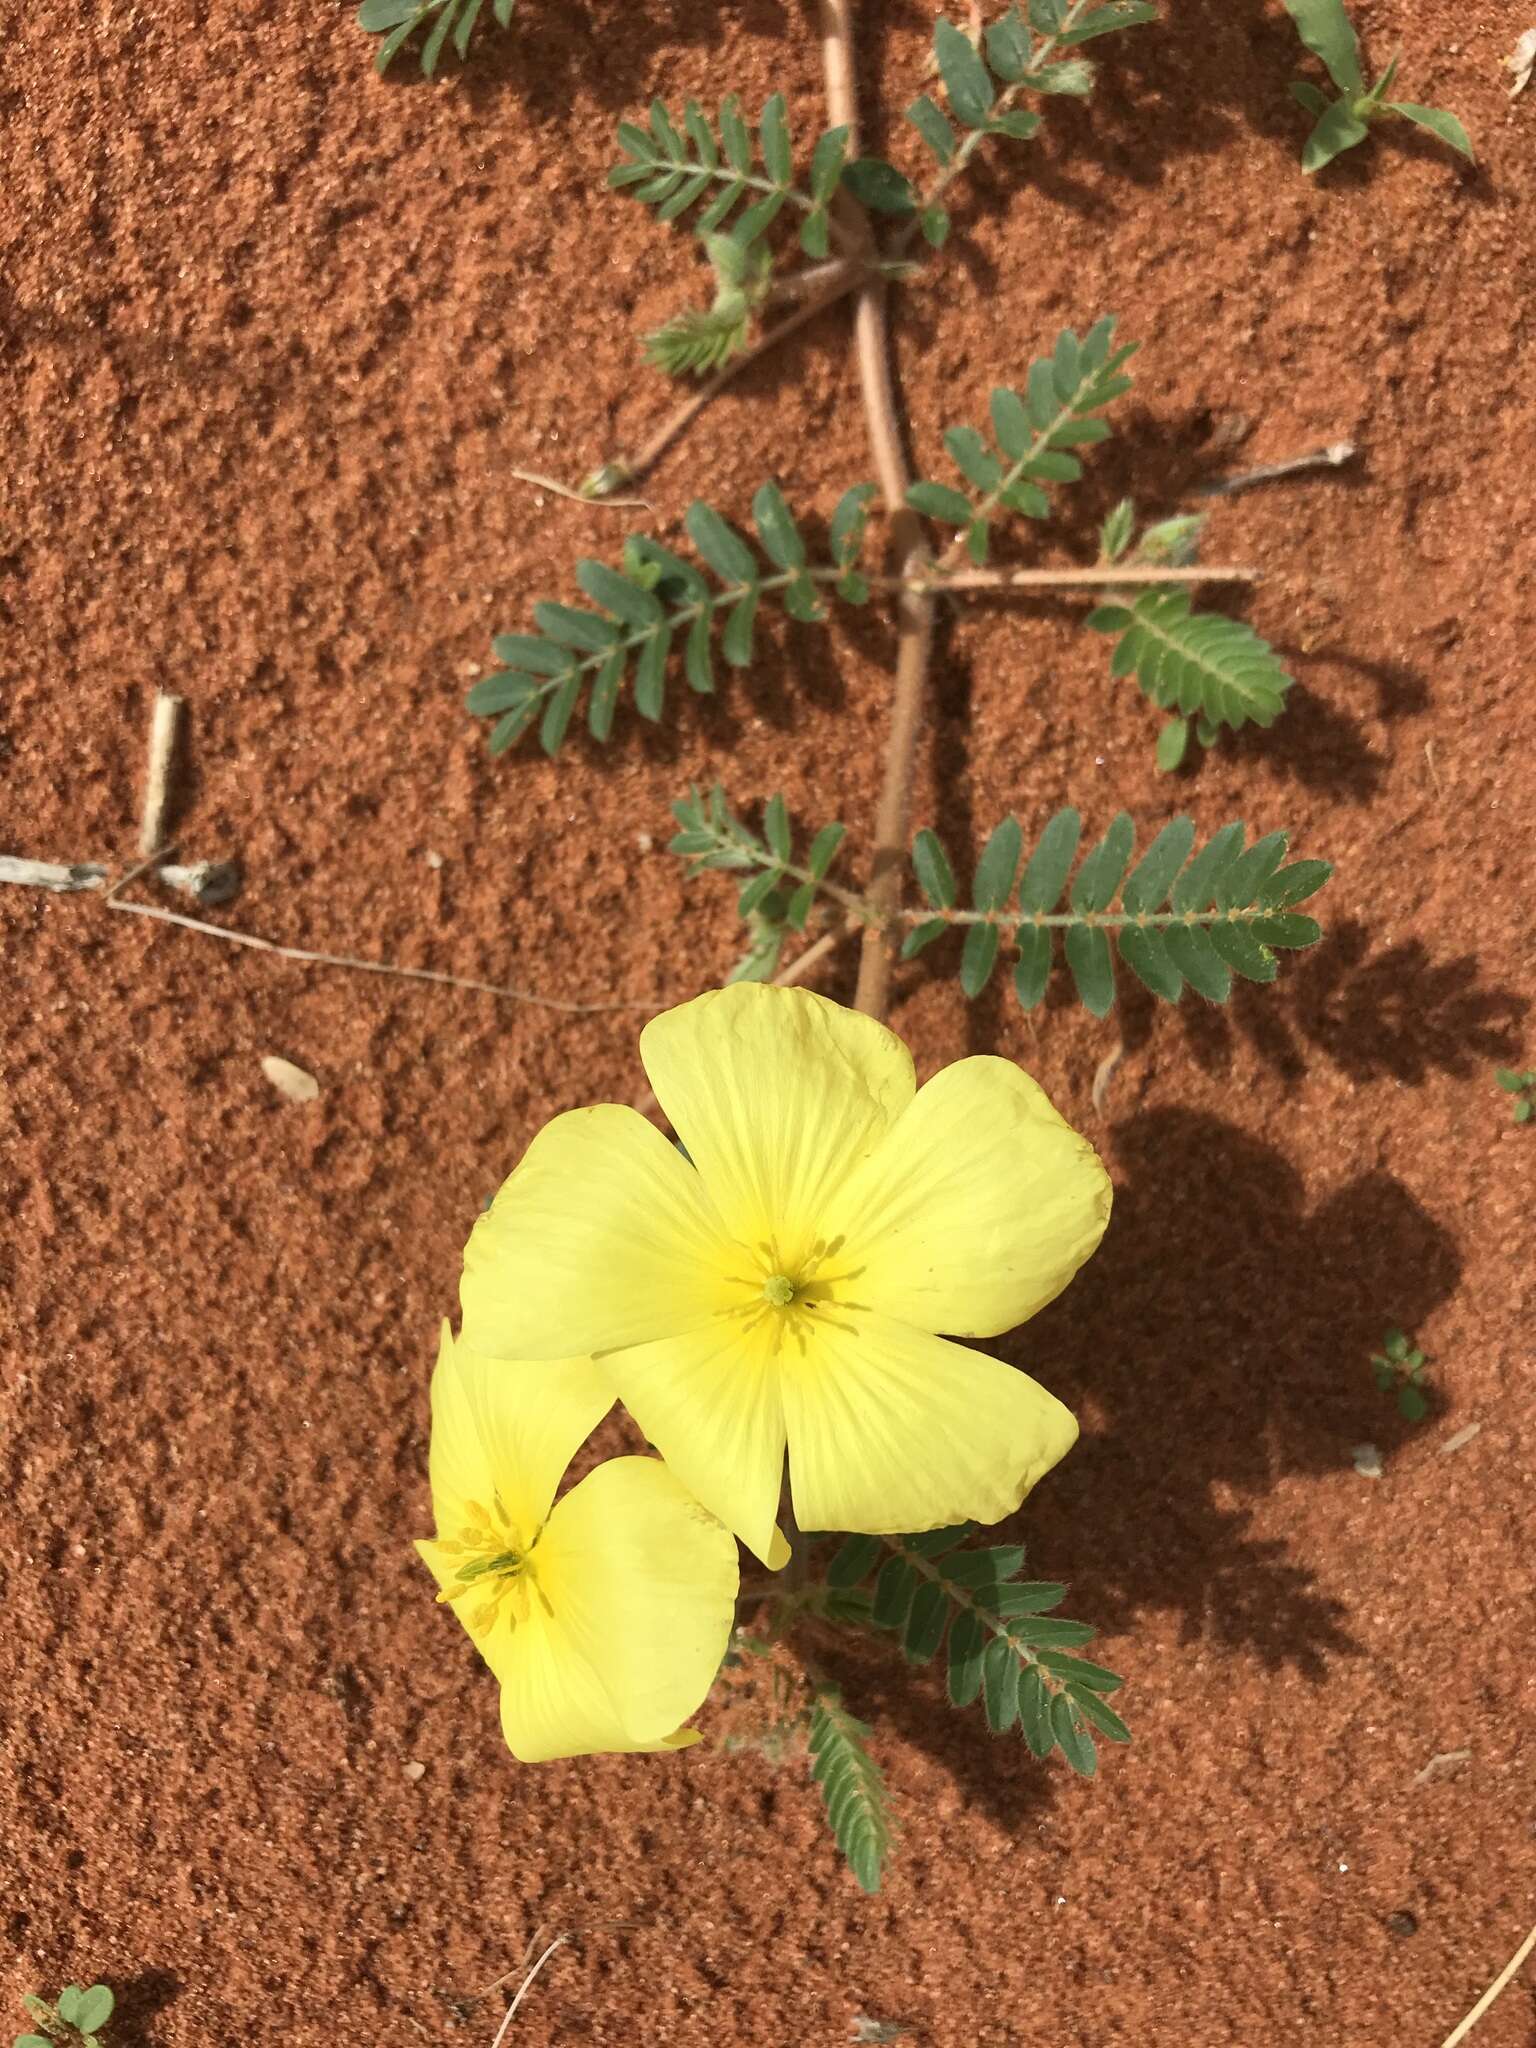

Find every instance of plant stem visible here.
[817,0,934,1026]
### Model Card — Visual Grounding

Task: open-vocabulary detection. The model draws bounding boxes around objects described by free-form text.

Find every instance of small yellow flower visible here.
[461,984,1111,1567]
[417,1325,739,1762]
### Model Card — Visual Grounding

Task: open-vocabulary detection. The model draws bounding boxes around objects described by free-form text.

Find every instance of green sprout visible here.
[1495,1067,1536,1125]
[16,1984,114,2048]
[1281,0,1472,173]
[1371,1328,1431,1423]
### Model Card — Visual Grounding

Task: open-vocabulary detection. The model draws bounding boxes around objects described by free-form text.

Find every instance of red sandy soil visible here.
[3,2,1534,2042]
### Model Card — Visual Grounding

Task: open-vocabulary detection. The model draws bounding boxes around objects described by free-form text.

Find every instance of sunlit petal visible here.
[537,1457,738,1745]
[639,984,914,1264]
[461,1104,736,1359]
[606,1317,788,1568]
[780,1307,1078,1534]
[494,1603,703,1762]
[821,1056,1112,1337]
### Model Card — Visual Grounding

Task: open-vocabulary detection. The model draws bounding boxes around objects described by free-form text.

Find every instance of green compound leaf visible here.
[667,782,851,974]
[910,812,1331,1015]
[472,487,882,756]
[835,1533,1128,1774]
[359,0,512,77]
[1090,586,1292,736]
[912,320,1135,561]
[610,93,847,247]
[808,1694,895,1893]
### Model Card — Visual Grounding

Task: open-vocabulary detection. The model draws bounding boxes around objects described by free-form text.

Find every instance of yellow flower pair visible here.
[420,983,1112,1761]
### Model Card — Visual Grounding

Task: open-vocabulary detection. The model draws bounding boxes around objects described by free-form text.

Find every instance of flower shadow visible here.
[997,1107,1464,1676]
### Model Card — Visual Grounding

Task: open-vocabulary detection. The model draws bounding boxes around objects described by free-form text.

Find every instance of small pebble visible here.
[1352,1442,1383,1479]
[401,1760,427,1783]
[424,849,444,869]
[1385,1910,1419,1938]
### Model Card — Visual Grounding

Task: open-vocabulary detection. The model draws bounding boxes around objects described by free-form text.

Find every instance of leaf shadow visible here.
[1116,921,1528,1088]
[805,1623,1061,1837]
[1002,1107,1465,1677]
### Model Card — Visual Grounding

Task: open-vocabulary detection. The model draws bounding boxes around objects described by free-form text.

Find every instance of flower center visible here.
[433,1497,541,1638]
[762,1273,797,1308]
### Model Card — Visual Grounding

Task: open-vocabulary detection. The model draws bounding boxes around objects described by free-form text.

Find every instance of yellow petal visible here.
[425,1322,613,1540]
[780,1307,1078,1534]
[821,1056,1112,1337]
[494,1600,704,1762]
[639,984,914,1266]
[606,1319,787,1568]
[460,1103,735,1360]
[537,1456,738,1745]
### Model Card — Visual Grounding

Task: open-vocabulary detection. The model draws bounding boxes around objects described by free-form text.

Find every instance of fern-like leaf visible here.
[357,0,512,77]
[470,486,876,756]
[903,810,1332,1016]
[669,783,851,979]
[826,1528,1126,1778]
[1087,589,1292,744]
[807,1692,895,1893]
[610,95,851,259]
[909,319,1136,563]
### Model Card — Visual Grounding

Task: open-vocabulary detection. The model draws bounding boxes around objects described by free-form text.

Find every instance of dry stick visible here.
[910,561,1256,593]
[1439,1922,1536,2048]
[487,1933,572,2048]
[138,691,182,857]
[507,466,653,512]
[105,846,651,1017]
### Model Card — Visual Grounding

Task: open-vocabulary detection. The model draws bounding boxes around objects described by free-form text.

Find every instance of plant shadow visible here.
[104,1968,181,2048]
[806,1625,1061,1837]
[1120,921,1528,1088]
[1002,1107,1464,1671]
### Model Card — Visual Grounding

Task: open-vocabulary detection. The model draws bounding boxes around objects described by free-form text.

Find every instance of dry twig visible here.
[1438,1922,1536,2048]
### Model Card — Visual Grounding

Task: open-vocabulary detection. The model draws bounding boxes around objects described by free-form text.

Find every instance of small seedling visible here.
[1371,1328,1431,1422]
[15,1984,114,2048]
[1494,1067,1536,1124]
[1281,0,1472,172]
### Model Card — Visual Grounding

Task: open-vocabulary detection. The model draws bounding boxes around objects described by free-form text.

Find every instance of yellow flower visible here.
[461,984,1111,1567]
[417,1325,739,1762]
